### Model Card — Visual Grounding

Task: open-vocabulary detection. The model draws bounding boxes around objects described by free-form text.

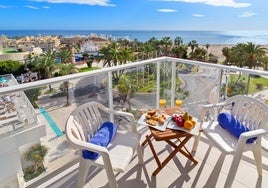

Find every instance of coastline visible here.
[2,30,268,45]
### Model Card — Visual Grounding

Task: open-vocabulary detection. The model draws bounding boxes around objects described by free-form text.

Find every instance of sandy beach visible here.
[198,44,268,63]
[198,44,234,62]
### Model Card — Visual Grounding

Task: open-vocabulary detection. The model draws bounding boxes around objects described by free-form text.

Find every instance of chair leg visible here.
[102,157,118,188]
[224,151,243,188]
[253,145,263,177]
[77,157,91,188]
[192,132,201,152]
[104,166,118,188]
[136,144,144,164]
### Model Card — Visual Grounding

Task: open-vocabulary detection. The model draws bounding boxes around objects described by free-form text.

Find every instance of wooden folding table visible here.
[141,109,198,176]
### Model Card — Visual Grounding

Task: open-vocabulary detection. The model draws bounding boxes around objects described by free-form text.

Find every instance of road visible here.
[72,67,221,117]
[73,74,107,105]
[179,68,220,116]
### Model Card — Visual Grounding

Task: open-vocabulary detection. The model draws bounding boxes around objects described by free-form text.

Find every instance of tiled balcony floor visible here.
[45,125,268,188]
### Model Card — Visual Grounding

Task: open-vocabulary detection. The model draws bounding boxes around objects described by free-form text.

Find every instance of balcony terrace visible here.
[0,57,268,188]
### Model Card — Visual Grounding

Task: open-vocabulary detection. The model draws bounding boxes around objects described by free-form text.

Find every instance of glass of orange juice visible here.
[175,99,183,114]
[175,99,183,107]
[159,99,166,113]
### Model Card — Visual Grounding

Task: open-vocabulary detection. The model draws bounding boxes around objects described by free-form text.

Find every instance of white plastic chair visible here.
[65,102,143,188]
[193,95,268,188]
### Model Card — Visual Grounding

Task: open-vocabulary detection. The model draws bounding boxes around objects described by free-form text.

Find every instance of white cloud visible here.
[192,13,204,17]
[239,11,256,17]
[25,5,39,9]
[158,0,251,8]
[157,9,177,12]
[42,6,50,9]
[0,5,8,8]
[30,0,115,7]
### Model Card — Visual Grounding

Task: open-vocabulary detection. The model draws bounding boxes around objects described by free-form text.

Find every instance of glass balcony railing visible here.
[0,57,267,187]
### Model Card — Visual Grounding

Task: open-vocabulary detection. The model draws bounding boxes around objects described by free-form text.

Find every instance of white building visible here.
[80,42,98,52]
[0,74,46,186]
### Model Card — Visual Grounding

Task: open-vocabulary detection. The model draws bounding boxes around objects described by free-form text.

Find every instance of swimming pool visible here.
[39,106,64,137]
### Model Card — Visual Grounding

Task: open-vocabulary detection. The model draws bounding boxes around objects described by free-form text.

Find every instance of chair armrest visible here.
[199,102,226,121]
[236,128,268,149]
[114,110,137,132]
[106,108,136,132]
[240,128,268,140]
[200,102,226,109]
[95,103,137,132]
[70,137,110,155]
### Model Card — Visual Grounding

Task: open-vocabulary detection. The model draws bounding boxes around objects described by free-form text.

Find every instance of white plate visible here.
[137,113,169,131]
[166,117,200,136]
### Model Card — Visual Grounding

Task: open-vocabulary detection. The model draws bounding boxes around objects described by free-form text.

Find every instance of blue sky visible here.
[0,0,266,30]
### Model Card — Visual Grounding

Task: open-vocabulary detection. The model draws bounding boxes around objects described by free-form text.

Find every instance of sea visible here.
[1,30,268,45]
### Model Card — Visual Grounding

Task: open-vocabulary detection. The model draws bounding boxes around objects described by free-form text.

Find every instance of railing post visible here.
[224,70,230,100]
[156,61,161,109]
[107,71,114,122]
[170,60,176,107]
[246,74,251,95]
[216,68,223,102]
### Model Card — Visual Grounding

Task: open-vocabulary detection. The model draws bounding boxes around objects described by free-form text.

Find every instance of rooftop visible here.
[0,74,38,138]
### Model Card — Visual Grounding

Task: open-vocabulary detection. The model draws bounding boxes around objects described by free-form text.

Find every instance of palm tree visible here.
[205,43,210,50]
[31,49,57,92]
[99,42,121,67]
[86,54,95,68]
[82,52,89,64]
[35,49,57,79]
[231,42,267,94]
[146,37,161,57]
[188,40,198,58]
[59,63,79,106]
[119,48,135,64]
[98,42,134,84]
[57,48,73,64]
[191,47,206,61]
[172,44,188,58]
[24,144,48,173]
[160,36,172,56]
[222,47,231,65]
[261,56,268,70]
[117,74,138,111]
[98,46,112,67]
[208,53,218,63]
[230,43,246,67]
[232,42,267,69]
[140,43,155,60]
[242,42,266,69]
[205,43,210,60]
[115,47,134,83]
[174,37,183,47]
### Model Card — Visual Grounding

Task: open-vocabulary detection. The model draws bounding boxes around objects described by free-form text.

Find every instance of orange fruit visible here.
[184,120,194,130]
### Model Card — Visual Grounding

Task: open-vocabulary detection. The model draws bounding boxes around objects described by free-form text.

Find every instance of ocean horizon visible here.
[1,30,268,45]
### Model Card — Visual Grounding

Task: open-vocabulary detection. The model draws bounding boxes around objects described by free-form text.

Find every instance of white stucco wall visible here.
[0,124,46,186]
[0,52,29,62]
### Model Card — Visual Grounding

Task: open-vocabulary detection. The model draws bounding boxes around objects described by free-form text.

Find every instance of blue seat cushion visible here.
[82,121,117,160]
[217,112,256,143]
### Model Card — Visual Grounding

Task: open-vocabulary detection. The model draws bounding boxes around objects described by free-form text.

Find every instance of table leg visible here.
[142,133,153,146]
[165,136,197,163]
[152,143,181,176]
[146,135,162,168]
[152,135,197,176]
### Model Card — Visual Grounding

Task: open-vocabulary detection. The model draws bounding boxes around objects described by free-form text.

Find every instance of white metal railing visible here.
[1,56,268,187]
[0,56,267,108]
